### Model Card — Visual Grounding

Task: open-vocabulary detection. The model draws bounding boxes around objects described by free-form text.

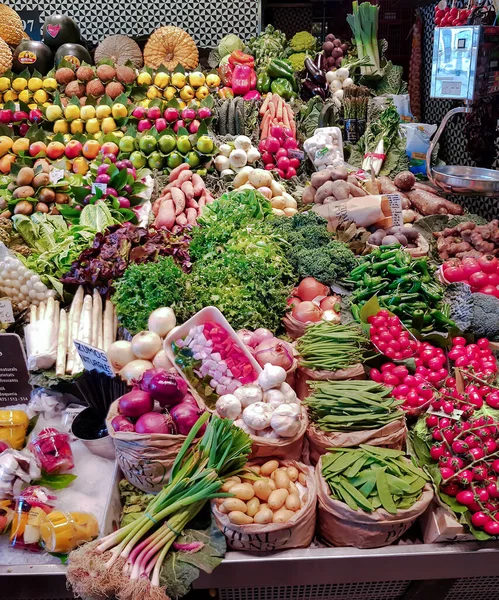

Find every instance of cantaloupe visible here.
[95,34,143,68]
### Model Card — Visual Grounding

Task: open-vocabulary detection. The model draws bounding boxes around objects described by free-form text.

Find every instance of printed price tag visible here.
[441,80,462,97]
[92,182,107,196]
[73,340,115,377]
[49,168,65,184]
[0,299,14,324]
[0,334,31,406]
[387,193,403,227]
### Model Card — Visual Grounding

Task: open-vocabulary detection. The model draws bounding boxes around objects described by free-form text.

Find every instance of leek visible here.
[347,1,381,76]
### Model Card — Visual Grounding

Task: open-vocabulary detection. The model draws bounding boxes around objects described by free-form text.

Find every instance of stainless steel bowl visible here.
[431,165,499,197]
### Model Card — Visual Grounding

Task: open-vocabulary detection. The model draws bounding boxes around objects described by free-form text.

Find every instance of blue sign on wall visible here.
[17,8,42,41]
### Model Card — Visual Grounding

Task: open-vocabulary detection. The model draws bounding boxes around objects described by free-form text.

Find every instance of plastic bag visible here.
[24,320,58,371]
[386,94,413,123]
[401,123,438,177]
[303,127,344,171]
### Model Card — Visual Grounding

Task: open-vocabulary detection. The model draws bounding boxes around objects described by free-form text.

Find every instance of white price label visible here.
[441,81,462,96]
[387,193,403,227]
[49,168,65,184]
[73,340,115,377]
[92,182,107,196]
[0,299,14,323]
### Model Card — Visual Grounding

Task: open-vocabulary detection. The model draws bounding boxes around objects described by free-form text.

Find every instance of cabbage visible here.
[218,34,244,58]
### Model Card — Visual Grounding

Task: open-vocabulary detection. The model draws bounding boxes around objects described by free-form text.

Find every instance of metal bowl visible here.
[431,165,499,197]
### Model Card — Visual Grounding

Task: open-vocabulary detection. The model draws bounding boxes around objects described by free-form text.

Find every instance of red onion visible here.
[253,328,274,345]
[254,338,294,370]
[170,401,205,436]
[139,368,164,391]
[135,412,174,434]
[119,388,154,417]
[111,415,135,433]
[141,370,187,407]
[237,329,256,347]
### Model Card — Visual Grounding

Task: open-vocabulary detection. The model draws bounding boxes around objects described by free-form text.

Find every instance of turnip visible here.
[229,149,247,169]
[234,135,252,152]
[214,155,231,172]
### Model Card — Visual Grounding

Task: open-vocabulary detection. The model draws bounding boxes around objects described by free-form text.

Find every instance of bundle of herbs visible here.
[67,414,251,600]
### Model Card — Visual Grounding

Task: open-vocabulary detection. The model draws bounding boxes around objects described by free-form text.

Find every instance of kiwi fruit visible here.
[32,173,50,188]
[13,186,35,199]
[38,188,56,204]
[34,159,50,174]
[16,166,35,186]
[86,79,105,97]
[65,81,86,98]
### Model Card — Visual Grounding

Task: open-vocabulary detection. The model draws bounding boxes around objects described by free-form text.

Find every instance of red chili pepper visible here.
[228,50,255,68]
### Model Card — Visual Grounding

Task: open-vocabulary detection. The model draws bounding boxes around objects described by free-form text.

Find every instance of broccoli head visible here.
[470,292,499,340]
[292,241,357,285]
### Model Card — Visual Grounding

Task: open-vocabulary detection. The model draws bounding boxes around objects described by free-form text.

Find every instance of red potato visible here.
[155,199,176,229]
[176,213,187,225]
[191,174,205,197]
[181,180,194,200]
[169,163,190,182]
[171,187,186,216]
[302,185,316,204]
[185,207,197,225]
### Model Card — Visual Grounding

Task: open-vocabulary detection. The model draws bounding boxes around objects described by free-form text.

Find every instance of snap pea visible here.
[322,447,429,515]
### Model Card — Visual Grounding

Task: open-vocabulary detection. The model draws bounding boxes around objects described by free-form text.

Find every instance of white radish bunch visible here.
[215,136,261,176]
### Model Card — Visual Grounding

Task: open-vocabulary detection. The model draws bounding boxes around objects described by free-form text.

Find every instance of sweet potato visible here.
[169,163,190,182]
[171,187,186,216]
[406,189,464,216]
[198,195,206,213]
[192,174,204,197]
[181,180,194,200]
[186,198,199,209]
[348,182,366,197]
[378,176,398,194]
[329,166,348,181]
[176,213,187,225]
[176,170,193,186]
[330,180,350,201]
[152,198,162,217]
[311,171,331,189]
[302,185,316,204]
[315,181,336,204]
[155,199,175,229]
[186,207,197,225]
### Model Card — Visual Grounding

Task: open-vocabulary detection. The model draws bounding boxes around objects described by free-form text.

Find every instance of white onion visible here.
[108,341,136,371]
[148,307,176,337]
[120,359,154,384]
[131,331,162,360]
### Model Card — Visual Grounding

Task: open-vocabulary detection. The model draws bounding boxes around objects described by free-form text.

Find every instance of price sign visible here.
[0,299,14,324]
[0,334,31,406]
[73,340,115,377]
[387,193,403,227]
[49,169,65,184]
[92,182,107,196]
[17,9,42,41]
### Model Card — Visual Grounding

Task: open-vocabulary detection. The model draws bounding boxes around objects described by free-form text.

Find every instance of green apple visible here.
[148,151,163,169]
[176,135,192,155]
[186,151,201,168]
[196,135,214,154]
[138,134,157,155]
[130,151,147,169]
[119,135,135,153]
[158,135,176,154]
[166,152,183,169]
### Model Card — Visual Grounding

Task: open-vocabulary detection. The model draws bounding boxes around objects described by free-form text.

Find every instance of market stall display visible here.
[1,1,499,598]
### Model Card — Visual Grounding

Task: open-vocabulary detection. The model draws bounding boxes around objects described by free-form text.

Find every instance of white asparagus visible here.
[103,300,114,352]
[91,290,102,347]
[97,313,103,350]
[66,286,84,374]
[44,296,55,324]
[72,295,93,375]
[38,301,46,320]
[113,303,118,343]
[55,309,68,377]
[30,305,37,323]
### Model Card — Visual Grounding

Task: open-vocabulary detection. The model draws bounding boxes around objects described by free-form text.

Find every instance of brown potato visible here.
[330,180,350,201]
[348,182,367,197]
[34,202,49,213]
[38,188,56,204]
[16,166,35,186]
[54,192,70,204]
[13,200,33,215]
[13,186,35,199]
[311,170,331,189]
[32,173,50,188]
[315,181,336,204]
[50,206,60,215]
[302,185,316,205]
[329,166,349,181]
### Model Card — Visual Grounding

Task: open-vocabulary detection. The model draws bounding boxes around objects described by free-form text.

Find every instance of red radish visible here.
[270,125,284,139]
[265,137,280,153]
[277,156,290,171]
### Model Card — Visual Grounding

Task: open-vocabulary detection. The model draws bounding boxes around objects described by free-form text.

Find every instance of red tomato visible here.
[478,255,499,274]
[481,284,499,298]
[462,257,481,278]
[444,266,466,283]
[469,271,489,288]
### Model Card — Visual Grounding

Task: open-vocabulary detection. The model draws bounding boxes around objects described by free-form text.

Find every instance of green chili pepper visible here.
[379,249,400,260]
[421,284,442,303]
[407,280,421,293]
[413,259,430,278]
[387,263,412,276]
[267,58,294,79]
[430,309,456,328]
[412,309,424,330]
[371,259,395,272]
[350,264,368,280]
[350,303,361,321]
[362,273,372,287]
[423,313,433,326]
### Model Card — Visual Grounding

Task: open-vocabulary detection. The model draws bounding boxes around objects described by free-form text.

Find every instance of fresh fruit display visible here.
[322,446,429,513]
[94,35,144,68]
[10,486,56,551]
[214,459,308,525]
[28,427,74,474]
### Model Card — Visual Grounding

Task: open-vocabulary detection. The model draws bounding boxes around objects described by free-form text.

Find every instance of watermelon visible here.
[43,14,80,49]
[12,41,54,75]
[55,43,92,67]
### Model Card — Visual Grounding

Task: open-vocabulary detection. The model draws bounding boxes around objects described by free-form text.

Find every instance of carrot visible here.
[185,207,197,225]
[176,213,187,225]
[169,163,190,182]
[269,101,276,120]
[176,170,193,186]
[171,187,186,215]
[186,198,199,209]
[191,173,205,197]
[282,105,290,130]
[155,199,176,229]
[181,180,194,200]
[260,94,271,115]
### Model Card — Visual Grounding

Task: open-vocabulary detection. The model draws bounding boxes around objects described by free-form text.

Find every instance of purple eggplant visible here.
[314,53,326,73]
[302,78,326,100]
[305,58,326,86]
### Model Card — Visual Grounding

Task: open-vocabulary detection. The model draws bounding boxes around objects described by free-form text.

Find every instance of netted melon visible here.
[95,34,143,68]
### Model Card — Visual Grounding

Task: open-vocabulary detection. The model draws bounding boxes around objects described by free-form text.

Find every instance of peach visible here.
[82,139,101,160]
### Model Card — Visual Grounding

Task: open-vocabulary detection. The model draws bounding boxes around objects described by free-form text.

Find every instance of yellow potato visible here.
[268,489,289,511]
[230,483,255,501]
[260,460,279,477]
[275,470,290,490]
[298,472,307,486]
[289,481,299,496]
[246,497,261,517]
[254,508,273,524]
[268,479,277,491]
[271,196,286,210]
[285,493,301,512]
[253,480,272,502]
[222,498,248,513]
[222,480,237,492]
[228,511,253,525]
[272,508,295,523]
[287,467,299,482]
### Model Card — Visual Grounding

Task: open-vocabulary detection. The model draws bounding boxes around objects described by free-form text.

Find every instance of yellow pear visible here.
[154,72,170,89]
[85,118,100,134]
[70,119,84,134]
[64,104,80,121]
[95,104,112,119]
[80,105,96,121]
[171,72,186,88]
[101,117,117,134]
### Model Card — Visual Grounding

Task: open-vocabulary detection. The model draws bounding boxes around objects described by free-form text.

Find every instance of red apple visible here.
[0,109,12,124]
[164,107,179,123]
[65,140,83,159]
[132,106,147,119]
[147,106,161,120]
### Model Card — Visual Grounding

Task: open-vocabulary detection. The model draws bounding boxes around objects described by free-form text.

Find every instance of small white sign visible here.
[0,299,14,323]
[92,182,107,196]
[73,340,115,377]
[49,168,65,184]
[387,193,403,227]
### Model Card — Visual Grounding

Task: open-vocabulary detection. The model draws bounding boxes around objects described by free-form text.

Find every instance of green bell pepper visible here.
[256,71,271,93]
[267,58,294,79]
[271,78,294,100]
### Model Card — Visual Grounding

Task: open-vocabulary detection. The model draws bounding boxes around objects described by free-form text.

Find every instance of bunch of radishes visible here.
[214,135,261,176]
[258,125,302,180]
[132,105,212,135]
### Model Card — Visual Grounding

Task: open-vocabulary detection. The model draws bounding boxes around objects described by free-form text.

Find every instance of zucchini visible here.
[218,100,229,135]
[235,97,245,135]
[227,99,236,135]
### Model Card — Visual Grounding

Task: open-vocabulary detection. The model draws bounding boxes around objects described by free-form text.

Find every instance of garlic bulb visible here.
[243,402,273,431]
[270,404,301,438]
[279,382,298,404]
[263,389,285,409]
[216,394,242,420]
[234,418,256,436]
[257,363,286,390]
[234,384,263,408]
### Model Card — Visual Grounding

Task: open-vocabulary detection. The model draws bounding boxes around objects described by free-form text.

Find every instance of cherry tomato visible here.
[471,511,490,527]
[484,521,499,535]
[469,271,489,288]
[456,490,475,506]
[453,337,467,346]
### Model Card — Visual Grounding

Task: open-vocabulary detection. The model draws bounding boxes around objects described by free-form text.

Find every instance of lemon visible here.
[43,78,57,91]
[28,77,43,92]
[137,72,152,86]
[12,77,28,92]
[3,90,17,102]
[18,89,31,103]
[146,86,161,100]
[33,89,48,104]
[0,77,10,92]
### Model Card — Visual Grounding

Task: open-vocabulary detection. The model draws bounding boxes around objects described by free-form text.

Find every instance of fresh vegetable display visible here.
[442,255,499,298]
